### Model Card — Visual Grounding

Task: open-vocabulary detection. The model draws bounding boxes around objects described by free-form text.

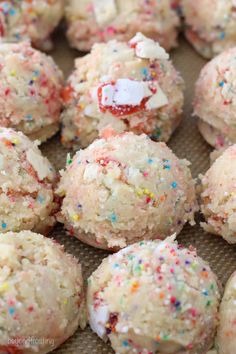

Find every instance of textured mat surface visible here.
[39,32,236,354]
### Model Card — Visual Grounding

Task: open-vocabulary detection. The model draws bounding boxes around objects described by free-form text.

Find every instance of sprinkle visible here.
[10,70,16,76]
[219,32,225,40]
[109,213,117,223]
[219,81,225,87]
[122,340,129,347]
[0,282,9,292]
[66,153,73,165]
[37,195,44,204]
[9,307,15,315]
[72,215,80,222]
[1,222,7,229]
[147,158,154,164]
[171,181,177,189]
[131,281,140,293]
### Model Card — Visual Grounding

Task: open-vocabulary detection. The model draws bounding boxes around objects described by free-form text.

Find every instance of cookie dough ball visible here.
[57,132,197,250]
[182,0,236,58]
[200,145,236,244]
[0,0,64,51]
[87,236,221,354]
[0,231,86,354]
[65,0,180,52]
[216,271,236,354]
[0,42,63,142]
[61,33,184,149]
[0,127,58,235]
[194,47,236,149]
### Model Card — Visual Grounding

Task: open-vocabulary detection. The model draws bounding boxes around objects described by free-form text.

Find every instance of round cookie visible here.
[87,236,221,354]
[0,42,63,142]
[216,271,236,354]
[0,0,64,51]
[65,0,180,52]
[194,47,236,149]
[0,230,86,354]
[200,144,236,244]
[182,0,236,58]
[0,127,58,235]
[57,132,197,250]
[61,33,184,149]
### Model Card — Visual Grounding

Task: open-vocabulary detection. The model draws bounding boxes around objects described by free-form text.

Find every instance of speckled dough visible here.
[87,236,221,354]
[200,145,236,244]
[61,33,184,149]
[57,132,197,250]
[0,0,64,51]
[216,271,236,354]
[194,47,236,149]
[0,42,63,142]
[182,0,236,58]
[0,231,86,354]
[0,127,58,235]
[65,0,180,52]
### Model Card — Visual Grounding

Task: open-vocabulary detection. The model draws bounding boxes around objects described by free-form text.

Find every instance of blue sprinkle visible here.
[219,81,225,87]
[109,213,117,223]
[9,8,16,16]
[171,182,178,189]
[34,70,40,77]
[9,307,15,315]
[164,164,171,170]
[122,341,129,347]
[37,195,44,204]
[141,67,148,77]
[26,114,33,121]
[147,158,154,164]
[113,263,120,269]
[202,290,209,296]
[219,32,225,40]
[78,204,82,209]
[1,222,7,229]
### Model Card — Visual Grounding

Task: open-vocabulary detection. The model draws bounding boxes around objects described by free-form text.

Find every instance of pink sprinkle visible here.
[143,171,149,177]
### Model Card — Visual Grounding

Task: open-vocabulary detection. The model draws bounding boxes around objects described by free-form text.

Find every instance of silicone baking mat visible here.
[40,31,236,354]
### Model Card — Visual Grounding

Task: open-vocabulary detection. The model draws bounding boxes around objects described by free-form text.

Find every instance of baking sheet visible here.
[40,31,236,354]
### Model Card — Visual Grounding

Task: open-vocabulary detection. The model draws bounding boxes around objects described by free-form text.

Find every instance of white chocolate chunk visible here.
[92,0,117,26]
[101,84,115,106]
[26,149,50,180]
[89,305,109,339]
[130,32,169,60]
[100,79,152,107]
[114,79,152,106]
[146,84,168,109]
[83,164,100,182]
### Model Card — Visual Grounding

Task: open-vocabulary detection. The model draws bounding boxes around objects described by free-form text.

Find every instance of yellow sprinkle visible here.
[144,188,149,195]
[136,190,143,196]
[10,70,16,76]
[0,282,9,292]
[72,214,80,222]
[64,299,68,305]
[149,193,154,199]
[12,139,19,145]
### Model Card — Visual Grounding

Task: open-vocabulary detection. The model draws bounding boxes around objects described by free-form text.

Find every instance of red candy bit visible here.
[129,42,137,49]
[0,18,4,37]
[61,85,74,104]
[96,156,122,168]
[97,82,152,117]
